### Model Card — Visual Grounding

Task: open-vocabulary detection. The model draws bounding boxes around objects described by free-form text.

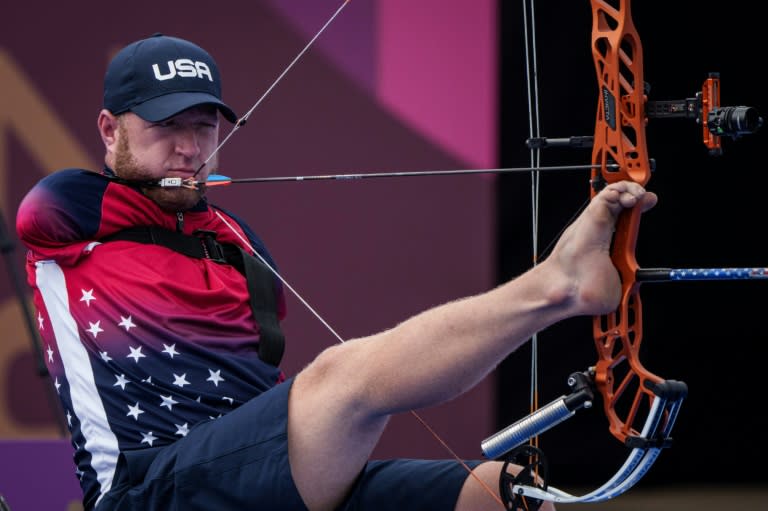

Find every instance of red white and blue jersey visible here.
[16,168,286,509]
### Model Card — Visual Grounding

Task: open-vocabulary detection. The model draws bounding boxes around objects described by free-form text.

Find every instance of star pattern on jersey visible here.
[162,343,179,358]
[206,369,225,386]
[118,315,136,331]
[86,320,103,338]
[160,394,178,411]
[173,373,191,388]
[80,288,96,306]
[94,331,242,448]
[127,346,146,362]
[47,279,265,457]
[114,374,130,390]
[38,312,45,330]
[127,402,144,420]
[141,431,158,446]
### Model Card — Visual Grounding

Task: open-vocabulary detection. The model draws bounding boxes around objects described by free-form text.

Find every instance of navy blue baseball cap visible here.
[103,33,237,123]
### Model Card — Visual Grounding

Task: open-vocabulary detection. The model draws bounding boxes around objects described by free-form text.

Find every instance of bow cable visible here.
[202,1,506,507]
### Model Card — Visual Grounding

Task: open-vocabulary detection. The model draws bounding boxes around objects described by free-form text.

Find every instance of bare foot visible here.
[547,181,657,315]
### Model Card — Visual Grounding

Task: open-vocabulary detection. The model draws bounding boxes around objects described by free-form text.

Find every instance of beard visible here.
[113,125,218,212]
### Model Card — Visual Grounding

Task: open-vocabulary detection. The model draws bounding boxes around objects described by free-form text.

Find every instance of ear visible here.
[98,109,120,151]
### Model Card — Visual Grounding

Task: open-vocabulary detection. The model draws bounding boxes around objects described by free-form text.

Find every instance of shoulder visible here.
[17,168,109,242]
[24,168,111,211]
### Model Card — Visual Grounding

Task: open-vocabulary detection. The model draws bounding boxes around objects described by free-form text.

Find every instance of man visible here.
[16,34,657,511]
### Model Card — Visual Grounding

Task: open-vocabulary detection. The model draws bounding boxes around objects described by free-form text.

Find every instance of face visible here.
[110,106,220,212]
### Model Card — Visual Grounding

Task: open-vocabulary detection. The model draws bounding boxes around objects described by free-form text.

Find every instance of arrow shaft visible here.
[203,163,606,186]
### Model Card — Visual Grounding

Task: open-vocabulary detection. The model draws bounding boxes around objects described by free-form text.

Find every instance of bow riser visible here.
[589,0,668,446]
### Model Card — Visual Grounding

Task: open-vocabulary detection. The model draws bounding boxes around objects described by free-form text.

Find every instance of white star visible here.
[206,369,225,387]
[160,394,178,410]
[46,345,54,363]
[127,346,146,363]
[113,374,130,390]
[127,402,144,420]
[100,351,112,362]
[66,410,72,426]
[87,321,103,338]
[162,343,179,358]
[37,312,44,330]
[54,377,61,393]
[140,431,158,446]
[142,376,154,385]
[222,396,234,405]
[80,289,96,306]
[118,315,136,331]
[174,423,190,437]
[172,373,190,388]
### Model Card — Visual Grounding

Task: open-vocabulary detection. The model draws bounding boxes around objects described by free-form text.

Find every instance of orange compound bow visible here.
[483,2,686,507]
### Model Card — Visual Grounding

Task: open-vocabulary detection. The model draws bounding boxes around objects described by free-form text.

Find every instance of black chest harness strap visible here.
[100,227,285,367]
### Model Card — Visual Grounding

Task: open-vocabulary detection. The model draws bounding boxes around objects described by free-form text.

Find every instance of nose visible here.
[175,128,201,158]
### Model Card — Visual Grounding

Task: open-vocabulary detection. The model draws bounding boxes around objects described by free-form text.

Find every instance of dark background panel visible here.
[498,1,768,488]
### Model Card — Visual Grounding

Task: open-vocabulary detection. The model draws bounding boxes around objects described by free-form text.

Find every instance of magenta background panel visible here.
[377,0,497,167]
[265,0,497,166]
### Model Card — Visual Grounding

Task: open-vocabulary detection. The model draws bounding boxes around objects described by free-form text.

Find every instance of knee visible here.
[299,343,346,387]
[294,343,368,412]
[291,342,389,437]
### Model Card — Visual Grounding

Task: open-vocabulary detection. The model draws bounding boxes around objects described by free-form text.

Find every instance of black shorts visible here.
[96,377,483,511]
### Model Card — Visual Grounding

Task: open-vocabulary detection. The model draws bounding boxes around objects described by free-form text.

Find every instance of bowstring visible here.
[522,0,542,449]
[193,0,352,179]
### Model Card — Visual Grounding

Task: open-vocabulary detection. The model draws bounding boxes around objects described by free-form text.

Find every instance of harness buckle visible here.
[193,229,227,263]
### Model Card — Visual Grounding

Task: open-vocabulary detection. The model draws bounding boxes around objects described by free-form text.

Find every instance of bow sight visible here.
[526,73,763,156]
[645,72,763,155]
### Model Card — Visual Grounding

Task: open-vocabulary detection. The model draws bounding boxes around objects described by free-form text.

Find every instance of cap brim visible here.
[131,92,238,123]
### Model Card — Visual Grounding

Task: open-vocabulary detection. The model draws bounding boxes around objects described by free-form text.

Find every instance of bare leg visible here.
[287,181,657,510]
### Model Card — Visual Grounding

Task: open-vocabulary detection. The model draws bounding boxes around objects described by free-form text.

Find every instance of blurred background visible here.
[0,1,765,509]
